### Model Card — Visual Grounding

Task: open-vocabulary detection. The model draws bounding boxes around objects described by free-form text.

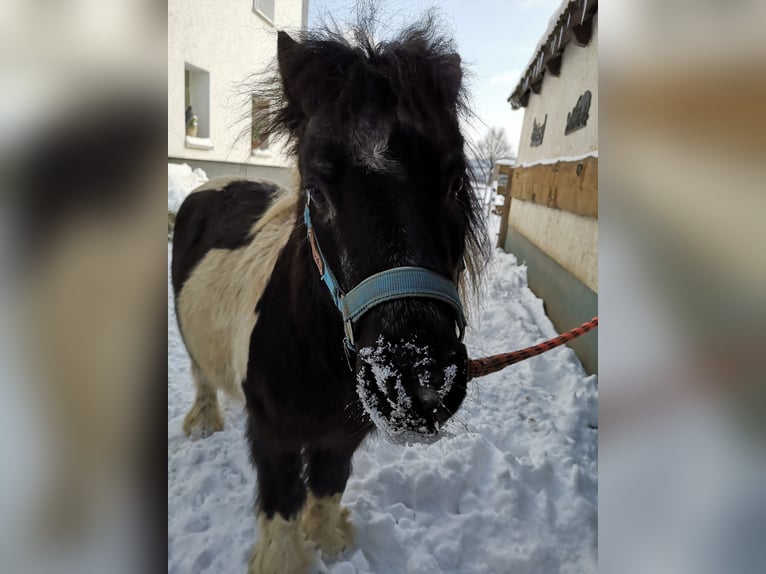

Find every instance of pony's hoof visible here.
[301,493,354,558]
[182,405,224,438]
[248,513,314,574]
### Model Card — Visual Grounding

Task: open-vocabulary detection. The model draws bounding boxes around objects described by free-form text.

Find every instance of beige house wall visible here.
[168,0,305,170]
[508,199,598,292]
[517,15,598,165]
[508,14,598,293]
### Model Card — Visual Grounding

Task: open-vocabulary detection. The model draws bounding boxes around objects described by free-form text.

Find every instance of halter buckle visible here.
[343,318,355,348]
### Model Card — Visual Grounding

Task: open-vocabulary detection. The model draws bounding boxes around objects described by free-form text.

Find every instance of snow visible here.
[167,214,598,573]
[520,0,574,84]
[518,150,598,168]
[168,163,208,213]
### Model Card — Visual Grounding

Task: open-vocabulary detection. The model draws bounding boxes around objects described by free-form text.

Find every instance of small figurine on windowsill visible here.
[185,105,198,137]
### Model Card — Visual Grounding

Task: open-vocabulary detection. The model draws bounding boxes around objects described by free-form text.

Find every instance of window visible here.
[253,0,275,24]
[251,97,269,152]
[184,63,211,146]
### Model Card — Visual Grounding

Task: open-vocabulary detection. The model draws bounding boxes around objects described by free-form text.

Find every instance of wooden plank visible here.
[510,157,598,218]
[496,165,513,248]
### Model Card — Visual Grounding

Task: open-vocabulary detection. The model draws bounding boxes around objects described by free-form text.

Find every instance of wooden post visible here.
[496,166,513,249]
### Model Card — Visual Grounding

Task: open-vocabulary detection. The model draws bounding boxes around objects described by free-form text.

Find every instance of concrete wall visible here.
[517,15,598,165]
[504,226,598,375]
[168,0,304,173]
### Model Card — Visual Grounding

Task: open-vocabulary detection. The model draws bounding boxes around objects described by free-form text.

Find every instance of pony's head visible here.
[262,20,488,441]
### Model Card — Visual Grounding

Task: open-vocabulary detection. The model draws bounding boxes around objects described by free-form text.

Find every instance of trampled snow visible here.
[168,214,598,573]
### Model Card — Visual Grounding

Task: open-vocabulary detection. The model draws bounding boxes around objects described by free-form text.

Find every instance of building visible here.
[168,0,308,188]
[501,0,598,374]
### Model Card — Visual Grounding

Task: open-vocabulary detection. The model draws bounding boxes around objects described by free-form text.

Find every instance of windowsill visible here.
[253,8,274,27]
[185,136,213,150]
[251,149,271,158]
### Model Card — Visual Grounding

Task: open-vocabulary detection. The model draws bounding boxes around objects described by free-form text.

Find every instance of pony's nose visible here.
[415,385,452,426]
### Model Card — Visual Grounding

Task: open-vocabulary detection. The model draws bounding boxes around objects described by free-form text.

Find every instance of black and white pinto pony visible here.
[172,20,488,574]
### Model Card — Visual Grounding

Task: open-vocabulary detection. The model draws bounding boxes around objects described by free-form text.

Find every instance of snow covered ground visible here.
[167,214,598,574]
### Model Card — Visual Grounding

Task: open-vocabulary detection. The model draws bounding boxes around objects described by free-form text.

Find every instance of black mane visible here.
[273,24,463,139]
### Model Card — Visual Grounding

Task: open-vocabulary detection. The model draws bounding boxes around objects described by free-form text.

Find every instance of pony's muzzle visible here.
[354,337,468,437]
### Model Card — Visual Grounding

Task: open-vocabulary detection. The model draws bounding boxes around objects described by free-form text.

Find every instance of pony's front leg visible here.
[246,426,312,574]
[301,446,355,558]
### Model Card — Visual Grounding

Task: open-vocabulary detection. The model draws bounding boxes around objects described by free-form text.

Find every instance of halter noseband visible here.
[303,195,467,355]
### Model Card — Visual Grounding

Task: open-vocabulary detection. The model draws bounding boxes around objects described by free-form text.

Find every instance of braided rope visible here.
[468,317,599,380]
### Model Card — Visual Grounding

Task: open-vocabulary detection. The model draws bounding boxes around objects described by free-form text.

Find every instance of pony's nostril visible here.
[417,386,440,410]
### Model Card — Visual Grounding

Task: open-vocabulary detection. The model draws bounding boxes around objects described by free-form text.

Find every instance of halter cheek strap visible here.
[303,196,467,353]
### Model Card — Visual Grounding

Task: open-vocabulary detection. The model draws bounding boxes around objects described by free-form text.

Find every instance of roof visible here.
[507,0,598,110]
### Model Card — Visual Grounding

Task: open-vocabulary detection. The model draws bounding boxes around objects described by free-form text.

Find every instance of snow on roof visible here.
[508,0,597,109]
[518,150,597,168]
[519,0,573,86]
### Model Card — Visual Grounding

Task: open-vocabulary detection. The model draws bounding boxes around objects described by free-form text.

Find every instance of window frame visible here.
[251,96,270,153]
[252,0,275,26]
[184,63,213,150]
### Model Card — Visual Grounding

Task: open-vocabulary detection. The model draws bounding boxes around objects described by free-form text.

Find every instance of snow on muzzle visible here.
[354,337,468,444]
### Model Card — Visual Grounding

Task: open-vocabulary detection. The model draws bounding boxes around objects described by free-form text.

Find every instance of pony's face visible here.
[302,126,471,440]
[276,30,485,441]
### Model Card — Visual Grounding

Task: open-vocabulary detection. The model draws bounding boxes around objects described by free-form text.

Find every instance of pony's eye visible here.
[449,175,464,197]
[306,185,327,207]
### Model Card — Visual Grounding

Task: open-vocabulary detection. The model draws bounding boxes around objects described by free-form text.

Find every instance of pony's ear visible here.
[277,31,307,108]
[442,53,463,107]
[277,31,300,76]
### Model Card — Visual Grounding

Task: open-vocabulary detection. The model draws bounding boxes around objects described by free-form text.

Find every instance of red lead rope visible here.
[467,316,599,380]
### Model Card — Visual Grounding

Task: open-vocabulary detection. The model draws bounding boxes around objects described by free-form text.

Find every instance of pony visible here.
[171,19,488,574]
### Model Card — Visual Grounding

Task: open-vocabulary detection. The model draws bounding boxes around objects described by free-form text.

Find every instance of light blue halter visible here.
[303,195,466,353]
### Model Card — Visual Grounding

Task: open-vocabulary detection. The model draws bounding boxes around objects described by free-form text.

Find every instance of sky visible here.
[307,0,562,155]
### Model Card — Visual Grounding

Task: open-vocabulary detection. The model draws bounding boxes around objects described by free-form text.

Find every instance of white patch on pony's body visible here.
[248,512,314,574]
[301,492,354,558]
[176,185,298,403]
